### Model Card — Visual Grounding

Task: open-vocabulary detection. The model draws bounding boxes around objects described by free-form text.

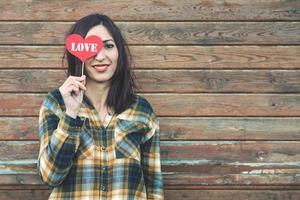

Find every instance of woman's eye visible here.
[105,43,114,49]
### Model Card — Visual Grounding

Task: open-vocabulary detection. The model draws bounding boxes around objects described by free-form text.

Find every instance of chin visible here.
[88,75,112,83]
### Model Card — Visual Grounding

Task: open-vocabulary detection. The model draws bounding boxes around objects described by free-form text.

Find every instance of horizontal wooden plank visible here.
[1,0,299,21]
[1,46,299,69]
[0,22,299,45]
[1,171,300,186]
[0,141,300,163]
[0,190,50,200]
[2,93,300,117]
[0,118,38,140]
[138,70,300,93]
[2,141,300,163]
[164,190,300,200]
[147,94,300,117]
[0,93,43,117]
[160,141,300,163]
[2,184,300,190]
[1,141,300,182]
[2,69,300,93]
[2,117,300,141]
[0,141,38,161]
[160,117,300,141]
[1,189,300,200]
[2,157,300,176]
[163,173,300,186]
[1,45,299,69]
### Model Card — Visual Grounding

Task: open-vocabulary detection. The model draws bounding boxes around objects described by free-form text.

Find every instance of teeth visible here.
[95,66,108,69]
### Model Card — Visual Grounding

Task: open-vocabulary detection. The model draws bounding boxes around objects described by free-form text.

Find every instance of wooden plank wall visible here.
[0,0,300,199]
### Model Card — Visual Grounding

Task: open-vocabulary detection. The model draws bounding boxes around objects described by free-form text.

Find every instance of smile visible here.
[92,65,108,73]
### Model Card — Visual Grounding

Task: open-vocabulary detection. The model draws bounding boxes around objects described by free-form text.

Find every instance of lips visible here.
[92,64,109,72]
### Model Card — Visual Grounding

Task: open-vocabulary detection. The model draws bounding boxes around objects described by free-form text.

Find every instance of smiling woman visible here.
[37,13,164,200]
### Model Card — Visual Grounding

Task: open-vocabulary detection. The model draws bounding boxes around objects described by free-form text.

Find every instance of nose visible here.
[95,49,105,61]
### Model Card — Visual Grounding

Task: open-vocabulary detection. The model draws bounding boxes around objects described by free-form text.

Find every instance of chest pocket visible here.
[114,118,150,161]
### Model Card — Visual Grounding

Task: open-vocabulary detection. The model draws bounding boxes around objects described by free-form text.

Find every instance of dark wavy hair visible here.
[62,13,138,114]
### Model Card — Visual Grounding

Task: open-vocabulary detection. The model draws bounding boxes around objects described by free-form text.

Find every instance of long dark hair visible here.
[62,13,138,114]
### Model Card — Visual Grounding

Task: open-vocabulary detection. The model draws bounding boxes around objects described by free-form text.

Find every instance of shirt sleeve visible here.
[141,113,164,199]
[37,91,84,187]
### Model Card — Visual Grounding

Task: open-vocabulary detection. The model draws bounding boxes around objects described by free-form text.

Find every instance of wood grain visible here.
[2,117,300,141]
[2,93,300,117]
[0,22,299,45]
[1,189,300,200]
[1,141,300,184]
[1,46,299,69]
[1,0,299,199]
[2,172,300,186]
[1,185,300,190]
[109,46,300,69]
[2,69,300,93]
[160,117,300,141]
[164,190,300,200]
[146,94,300,117]
[0,0,299,21]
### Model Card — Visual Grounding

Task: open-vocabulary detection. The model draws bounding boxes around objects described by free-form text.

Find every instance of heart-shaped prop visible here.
[66,34,103,62]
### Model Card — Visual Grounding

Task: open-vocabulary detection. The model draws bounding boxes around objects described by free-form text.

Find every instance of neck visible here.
[85,78,111,114]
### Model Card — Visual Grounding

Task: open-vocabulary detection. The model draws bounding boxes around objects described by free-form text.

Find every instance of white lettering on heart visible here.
[71,43,98,52]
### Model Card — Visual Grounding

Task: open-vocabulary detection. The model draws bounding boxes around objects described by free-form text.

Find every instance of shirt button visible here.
[101,146,106,151]
[101,185,106,191]
[102,166,107,171]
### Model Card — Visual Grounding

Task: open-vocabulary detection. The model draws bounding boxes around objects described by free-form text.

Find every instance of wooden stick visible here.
[80,61,84,102]
[81,61,84,76]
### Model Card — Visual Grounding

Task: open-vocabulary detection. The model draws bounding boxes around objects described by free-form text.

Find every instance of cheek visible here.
[112,50,119,61]
[84,58,93,67]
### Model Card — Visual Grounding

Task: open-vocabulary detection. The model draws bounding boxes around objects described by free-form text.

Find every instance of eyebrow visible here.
[103,39,114,43]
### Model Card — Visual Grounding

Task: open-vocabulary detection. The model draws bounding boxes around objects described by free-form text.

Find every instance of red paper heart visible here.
[66,34,103,62]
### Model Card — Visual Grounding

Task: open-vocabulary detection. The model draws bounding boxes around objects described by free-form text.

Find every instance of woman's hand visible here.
[59,75,86,118]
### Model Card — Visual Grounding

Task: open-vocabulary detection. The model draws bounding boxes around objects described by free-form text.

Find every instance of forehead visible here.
[85,25,113,41]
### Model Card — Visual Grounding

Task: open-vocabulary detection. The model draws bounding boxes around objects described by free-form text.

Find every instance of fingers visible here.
[66,75,87,91]
[60,75,86,97]
[66,75,86,85]
[70,85,80,94]
[68,75,86,82]
[69,80,86,91]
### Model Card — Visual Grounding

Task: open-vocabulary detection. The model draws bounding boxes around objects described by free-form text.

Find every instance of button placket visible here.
[100,128,109,194]
[101,185,107,191]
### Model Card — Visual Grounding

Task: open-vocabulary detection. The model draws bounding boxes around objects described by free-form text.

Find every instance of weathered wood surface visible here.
[1,22,299,45]
[1,141,300,185]
[2,117,300,141]
[2,141,300,163]
[1,46,299,69]
[1,1,299,199]
[2,93,300,117]
[1,0,299,21]
[3,172,300,187]
[1,189,300,200]
[1,167,300,186]
[2,69,300,93]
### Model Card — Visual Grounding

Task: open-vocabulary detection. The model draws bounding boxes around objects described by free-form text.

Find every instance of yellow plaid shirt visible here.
[37,89,164,199]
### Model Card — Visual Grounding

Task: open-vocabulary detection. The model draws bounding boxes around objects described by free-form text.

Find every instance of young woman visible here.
[37,13,164,199]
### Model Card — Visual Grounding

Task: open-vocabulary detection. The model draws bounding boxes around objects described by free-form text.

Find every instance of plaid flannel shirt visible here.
[37,89,164,199]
